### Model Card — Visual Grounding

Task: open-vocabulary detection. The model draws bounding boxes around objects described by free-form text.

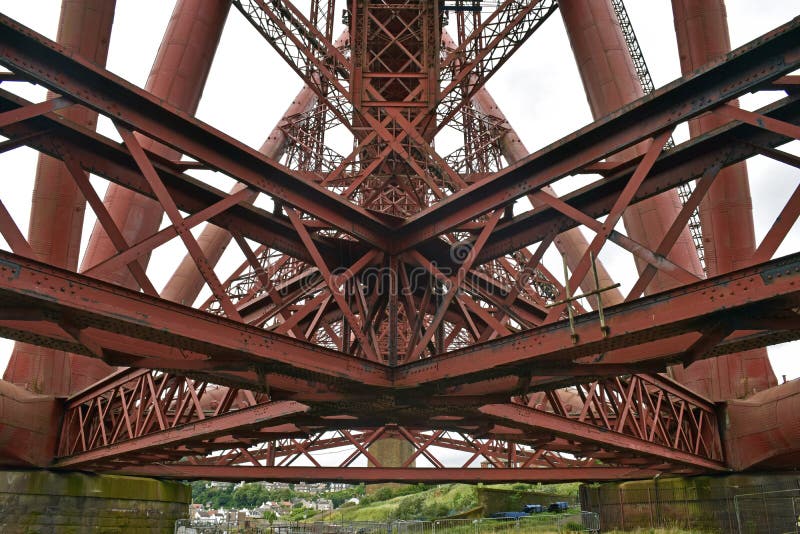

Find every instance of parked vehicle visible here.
[488,511,530,519]
[522,504,544,514]
[547,501,569,513]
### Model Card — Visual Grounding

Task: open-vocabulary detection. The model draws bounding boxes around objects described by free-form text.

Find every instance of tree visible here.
[263,510,278,523]
[289,506,314,521]
[395,494,425,520]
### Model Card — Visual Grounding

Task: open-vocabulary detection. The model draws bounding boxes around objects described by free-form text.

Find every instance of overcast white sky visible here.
[0,1,798,387]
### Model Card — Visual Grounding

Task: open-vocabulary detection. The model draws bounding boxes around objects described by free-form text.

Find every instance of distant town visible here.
[189,481,362,524]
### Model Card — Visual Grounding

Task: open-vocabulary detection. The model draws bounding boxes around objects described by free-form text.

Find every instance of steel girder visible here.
[475,94,800,265]
[394,251,800,389]
[0,14,389,248]
[0,7,799,481]
[394,15,800,250]
[1,248,798,394]
[51,365,723,476]
[110,466,662,483]
[0,89,331,266]
[0,250,390,390]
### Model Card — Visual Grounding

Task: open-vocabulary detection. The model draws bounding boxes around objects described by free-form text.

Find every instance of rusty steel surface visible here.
[112,465,662,483]
[669,0,777,401]
[51,365,723,474]
[0,1,799,481]
[2,0,116,398]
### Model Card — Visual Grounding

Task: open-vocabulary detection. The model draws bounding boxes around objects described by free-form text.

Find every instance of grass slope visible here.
[332,484,478,521]
[329,483,583,522]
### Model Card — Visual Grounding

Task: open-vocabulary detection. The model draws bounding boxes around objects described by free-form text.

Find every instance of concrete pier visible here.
[581,472,800,532]
[0,470,189,533]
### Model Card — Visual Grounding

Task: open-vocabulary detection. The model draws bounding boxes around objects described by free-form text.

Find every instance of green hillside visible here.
[329,483,580,521]
[332,484,475,521]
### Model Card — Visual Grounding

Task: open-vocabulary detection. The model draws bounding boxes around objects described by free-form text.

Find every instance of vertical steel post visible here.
[160,85,318,306]
[669,0,777,400]
[560,0,705,295]
[79,0,230,290]
[3,0,116,396]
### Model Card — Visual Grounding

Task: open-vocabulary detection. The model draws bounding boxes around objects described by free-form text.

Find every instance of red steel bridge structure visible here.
[0,0,799,483]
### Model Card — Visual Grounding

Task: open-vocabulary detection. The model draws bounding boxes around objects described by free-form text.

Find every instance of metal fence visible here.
[176,515,600,534]
[734,489,800,534]
[434,515,599,533]
[176,521,393,534]
[580,477,800,533]
[581,483,714,531]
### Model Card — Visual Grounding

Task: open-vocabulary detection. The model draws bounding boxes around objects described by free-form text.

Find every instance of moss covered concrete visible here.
[0,470,189,533]
[581,472,800,532]
[367,438,416,494]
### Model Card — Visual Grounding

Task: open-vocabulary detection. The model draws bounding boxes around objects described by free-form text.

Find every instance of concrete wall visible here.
[581,473,800,532]
[367,438,416,494]
[0,470,190,533]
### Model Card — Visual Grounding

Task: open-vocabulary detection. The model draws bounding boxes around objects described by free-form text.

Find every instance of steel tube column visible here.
[0,381,60,467]
[79,0,230,291]
[3,0,116,395]
[559,0,705,294]
[161,85,317,306]
[471,88,623,305]
[669,0,776,400]
[724,378,800,470]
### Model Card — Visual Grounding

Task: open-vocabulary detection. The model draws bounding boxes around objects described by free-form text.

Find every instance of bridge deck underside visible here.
[0,6,799,481]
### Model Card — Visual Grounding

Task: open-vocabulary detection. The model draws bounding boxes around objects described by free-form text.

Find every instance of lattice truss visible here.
[0,1,798,481]
[56,369,721,480]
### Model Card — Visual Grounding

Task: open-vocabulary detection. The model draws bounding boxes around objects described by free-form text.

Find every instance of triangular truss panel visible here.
[0,1,799,481]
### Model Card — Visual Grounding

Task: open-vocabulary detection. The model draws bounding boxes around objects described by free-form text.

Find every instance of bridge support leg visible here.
[367,438,416,493]
[668,0,777,400]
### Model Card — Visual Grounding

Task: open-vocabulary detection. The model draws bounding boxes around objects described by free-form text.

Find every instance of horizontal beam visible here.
[107,465,663,483]
[394,253,800,388]
[394,16,800,250]
[3,248,796,394]
[0,88,335,265]
[0,250,392,389]
[3,247,796,396]
[64,367,353,408]
[0,14,390,248]
[480,403,724,470]
[476,94,800,263]
[54,401,309,468]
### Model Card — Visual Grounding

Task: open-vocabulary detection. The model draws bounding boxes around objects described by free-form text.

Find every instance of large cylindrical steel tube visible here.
[161,85,318,306]
[79,0,230,291]
[669,0,776,399]
[560,0,705,297]
[724,378,800,469]
[3,0,116,396]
